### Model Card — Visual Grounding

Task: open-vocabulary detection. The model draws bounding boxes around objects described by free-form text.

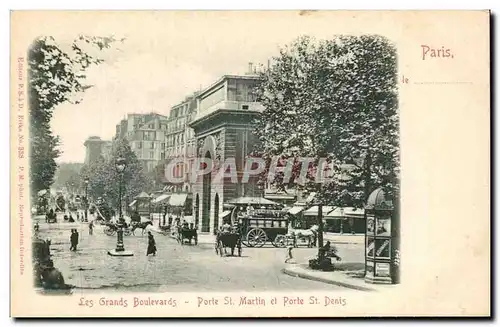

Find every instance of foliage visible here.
[253,35,399,208]
[52,162,84,191]
[80,138,155,211]
[28,35,120,198]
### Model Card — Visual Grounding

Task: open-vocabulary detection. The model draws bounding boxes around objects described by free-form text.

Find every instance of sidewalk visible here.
[282,264,394,292]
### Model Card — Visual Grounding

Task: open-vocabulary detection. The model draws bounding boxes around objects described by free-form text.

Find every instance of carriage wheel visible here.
[246,228,267,248]
[272,235,287,248]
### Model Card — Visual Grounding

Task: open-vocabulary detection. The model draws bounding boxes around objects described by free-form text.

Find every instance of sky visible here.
[47,11,356,163]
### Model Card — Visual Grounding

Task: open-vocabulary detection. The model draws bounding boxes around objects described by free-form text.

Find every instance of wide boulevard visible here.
[33,212,363,292]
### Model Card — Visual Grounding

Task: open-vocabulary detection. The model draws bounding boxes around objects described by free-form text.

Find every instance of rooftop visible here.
[197,74,262,99]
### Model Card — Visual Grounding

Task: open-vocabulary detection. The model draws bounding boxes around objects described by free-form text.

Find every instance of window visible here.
[161,142,165,149]
[150,152,154,159]
[242,105,249,110]
[150,142,155,149]
[161,152,165,160]
[137,142,142,149]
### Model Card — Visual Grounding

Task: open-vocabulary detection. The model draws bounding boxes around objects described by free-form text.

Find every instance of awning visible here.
[169,193,188,207]
[264,194,296,200]
[326,207,344,218]
[325,207,365,218]
[287,206,305,215]
[152,194,170,204]
[220,210,232,219]
[135,191,151,199]
[303,205,334,216]
[344,207,365,218]
[226,197,283,207]
[129,200,137,207]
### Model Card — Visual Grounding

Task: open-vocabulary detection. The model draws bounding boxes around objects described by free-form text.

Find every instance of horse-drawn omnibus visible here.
[237,208,290,248]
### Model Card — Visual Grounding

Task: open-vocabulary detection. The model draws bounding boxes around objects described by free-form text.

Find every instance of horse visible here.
[130,221,153,236]
[215,228,241,257]
[287,225,319,248]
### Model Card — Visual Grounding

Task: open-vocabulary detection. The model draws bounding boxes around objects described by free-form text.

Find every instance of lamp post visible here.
[84,178,89,222]
[108,157,133,257]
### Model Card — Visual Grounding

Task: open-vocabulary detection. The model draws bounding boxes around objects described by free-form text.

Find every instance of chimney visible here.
[248,62,253,74]
[267,59,270,70]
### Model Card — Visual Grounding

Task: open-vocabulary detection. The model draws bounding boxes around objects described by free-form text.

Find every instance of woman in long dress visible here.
[146,231,157,256]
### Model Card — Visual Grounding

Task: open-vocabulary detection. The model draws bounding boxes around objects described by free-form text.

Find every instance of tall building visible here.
[114,113,168,173]
[189,73,265,234]
[84,136,112,165]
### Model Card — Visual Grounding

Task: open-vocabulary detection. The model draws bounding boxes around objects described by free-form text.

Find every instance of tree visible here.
[253,35,399,208]
[28,35,120,198]
[108,138,155,209]
[52,162,84,191]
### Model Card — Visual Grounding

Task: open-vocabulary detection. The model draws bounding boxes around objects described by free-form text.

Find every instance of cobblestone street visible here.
[34,214,358,292]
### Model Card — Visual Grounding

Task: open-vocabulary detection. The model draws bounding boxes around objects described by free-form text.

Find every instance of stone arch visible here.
[199,135,216,164]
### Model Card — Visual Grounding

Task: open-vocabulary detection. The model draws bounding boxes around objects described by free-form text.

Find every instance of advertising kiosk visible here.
[364,188,400,284]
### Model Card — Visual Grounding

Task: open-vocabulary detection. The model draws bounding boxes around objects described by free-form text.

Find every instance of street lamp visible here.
[84,178,89,222]
[108,157,133,257]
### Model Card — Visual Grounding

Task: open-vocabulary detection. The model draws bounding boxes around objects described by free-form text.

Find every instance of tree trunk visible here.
[363,152,372,201]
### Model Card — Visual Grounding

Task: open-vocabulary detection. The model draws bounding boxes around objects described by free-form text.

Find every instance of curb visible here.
[326,241,364,245]
[282,267,375,292]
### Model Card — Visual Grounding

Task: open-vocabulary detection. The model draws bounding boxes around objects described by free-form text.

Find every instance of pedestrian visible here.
[70,229,79,251]
[285,245,294,263]
[88,221,94,235]
[146,231,157,256]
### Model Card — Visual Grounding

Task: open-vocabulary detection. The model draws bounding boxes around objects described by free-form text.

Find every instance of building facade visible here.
[163,93,198,193]
[84,136,112,165]
[114,113,168,173]
[190,74,265,234]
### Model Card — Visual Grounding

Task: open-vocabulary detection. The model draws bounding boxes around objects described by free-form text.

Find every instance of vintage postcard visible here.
[10,10,490,317]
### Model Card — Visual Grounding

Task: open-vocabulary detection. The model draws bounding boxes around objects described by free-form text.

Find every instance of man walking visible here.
[70,229,79,251]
